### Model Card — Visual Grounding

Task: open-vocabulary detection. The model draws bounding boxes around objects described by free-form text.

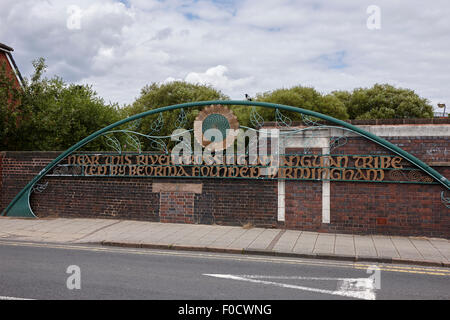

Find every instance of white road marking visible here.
[0,295,34,300]
[233,275,368,281]
[0,240,447,275]
[204,274,377,300]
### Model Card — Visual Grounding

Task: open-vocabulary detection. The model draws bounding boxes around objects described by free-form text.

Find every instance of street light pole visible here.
[437,103,446,117]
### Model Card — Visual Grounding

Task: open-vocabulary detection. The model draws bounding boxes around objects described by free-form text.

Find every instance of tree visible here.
[1,58,121,151]
[254,86,349,122]
[333,84,434,119]
[0,59,25,149]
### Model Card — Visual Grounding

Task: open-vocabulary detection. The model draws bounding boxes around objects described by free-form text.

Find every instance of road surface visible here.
[0,240,448,300]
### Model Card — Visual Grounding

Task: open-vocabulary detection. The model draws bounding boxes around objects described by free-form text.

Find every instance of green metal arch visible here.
[2,100,449,218]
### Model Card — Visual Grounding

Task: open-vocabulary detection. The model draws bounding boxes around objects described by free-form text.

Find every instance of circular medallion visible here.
[194,105,239,150]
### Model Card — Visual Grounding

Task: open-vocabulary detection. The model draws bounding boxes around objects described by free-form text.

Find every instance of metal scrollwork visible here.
[301,114,320,127]
[408,170,433,183]
[104,134,122,153]
[146,113,167,153]
[175,108,188,129]
[441,192,450,209]
[275,108,292,127]
[250,106,264,128]
[52,165,69,175]
[330,134,348,151]
[124,119,142,153]
[127,118,141,131]
[147,135,168,153]
[174,109,192,153]
[4,100,450,219]
[389,169,434,183]
[148,113,164,135]
[31,181,48,193]
[388,169,404,181]
[51,165,82,176]
[124,132,142,153]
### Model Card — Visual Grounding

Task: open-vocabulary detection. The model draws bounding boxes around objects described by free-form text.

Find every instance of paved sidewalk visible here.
[0,217,449,267]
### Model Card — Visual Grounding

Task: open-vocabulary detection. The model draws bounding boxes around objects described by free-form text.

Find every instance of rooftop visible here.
[0,42,13,52]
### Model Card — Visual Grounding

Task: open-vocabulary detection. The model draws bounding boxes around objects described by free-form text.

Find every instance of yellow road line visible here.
[354,266,448,276]
[355,263,450,273]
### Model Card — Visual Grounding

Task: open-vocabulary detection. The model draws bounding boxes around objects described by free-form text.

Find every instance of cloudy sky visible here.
[1,0,449,109]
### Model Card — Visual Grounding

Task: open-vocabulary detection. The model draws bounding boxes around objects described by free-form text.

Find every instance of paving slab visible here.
[428,239,450,261]
[410,239,447,262]
[72,221,126,242]
[354,235,377,257]
[272,230,301,252]
[292,232,318,254]
[334,234,355,256]
[173,225,217,245]
[247,229,282,250]
[313,233,336,255]
[137,223,186,243]
[193,226,231,245]
[153,224,198,245]
[112,223,158,242]
[26,220,72,232]
[372,236,400,259]
[390,237,422,260]
[210,227,249,248]
[227,228,265,250]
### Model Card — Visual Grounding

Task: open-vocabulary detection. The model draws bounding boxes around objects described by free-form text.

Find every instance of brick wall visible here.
[0,152,278,228]
[0,152,2,192]
[331,136,449,164]
[282,135,449,237]
[0,152,58,215]
[0,129,449,238]
[160,192,195,224]
[284,181,448,237]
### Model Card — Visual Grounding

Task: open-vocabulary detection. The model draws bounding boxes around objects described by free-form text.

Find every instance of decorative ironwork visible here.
[50,164,82,176]
[31,181,48,193]
[2,100,449,218]
[441,191,450,209]
[145,113,167,153]
[124,119,142,153]
[330,133,348,151]
[275,108,292,127]
[148,113,164,135]
[55,153,440,186]
[301,114,320,127]
[298,113,322,154]
[389,169,434,183]
[408,170,434,183]
[104,134,122,153]
[250,106,264,128]
[100,114,169,154]
[175,108,188,129]
[124,133,142,153]
[194,105,239,150]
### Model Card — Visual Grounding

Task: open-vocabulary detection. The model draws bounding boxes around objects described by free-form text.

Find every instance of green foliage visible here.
[1,58,121,151]
[1,58,437,153]
[0,60,24,149]
[333,84,434,119]
[254,86,349,122]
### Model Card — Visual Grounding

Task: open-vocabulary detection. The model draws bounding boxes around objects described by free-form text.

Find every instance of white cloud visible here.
[0,0,449,108]
[182,65,253,93]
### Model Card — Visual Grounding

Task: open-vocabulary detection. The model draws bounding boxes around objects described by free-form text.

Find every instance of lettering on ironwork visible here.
[45,153,439,184]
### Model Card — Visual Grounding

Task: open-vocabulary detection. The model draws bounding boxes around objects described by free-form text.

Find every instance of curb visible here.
[100,241,449,268]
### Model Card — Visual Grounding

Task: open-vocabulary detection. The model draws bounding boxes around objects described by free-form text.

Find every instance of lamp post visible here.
[437,103,446,117]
